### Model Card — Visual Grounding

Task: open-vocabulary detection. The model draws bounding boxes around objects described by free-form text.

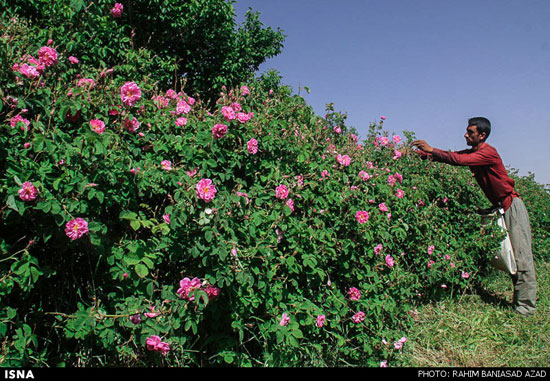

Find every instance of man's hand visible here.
[411,140,434,153]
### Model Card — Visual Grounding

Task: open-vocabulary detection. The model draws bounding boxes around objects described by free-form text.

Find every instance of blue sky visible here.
[233,0,550,185]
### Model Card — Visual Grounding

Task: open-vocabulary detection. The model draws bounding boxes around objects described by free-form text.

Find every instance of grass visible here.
[398,260,550,367]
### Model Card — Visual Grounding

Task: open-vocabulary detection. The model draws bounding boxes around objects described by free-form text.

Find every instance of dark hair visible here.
[468,117,491,141]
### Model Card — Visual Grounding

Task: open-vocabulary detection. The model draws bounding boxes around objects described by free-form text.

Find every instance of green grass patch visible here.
[399,261,550,367]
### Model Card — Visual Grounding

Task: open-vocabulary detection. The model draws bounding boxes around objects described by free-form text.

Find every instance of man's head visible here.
[465,117,491,147]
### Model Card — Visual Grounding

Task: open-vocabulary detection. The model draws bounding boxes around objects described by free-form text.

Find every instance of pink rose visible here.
[247,138,258,154]
[374,244,383,255]
[355,210,369,224]
[352,311,365,323]
[240,85,250,95]
[395,189,404,198]
[358,170,370,181]
[279,313,290,326]
[221,106,236,121]
[348,287,361,301]
[275,184,289,200]
[37,46,58,66]
[18,182,38,201]
[385,255,395,268]
[336,154,351,166]
[68,56,79,65]
[175,117,187,126]
[316,314,326,328]
[111,3,124,18]
[161,160,172,171]
[10,115,30,131]
[90,119,105,134]
[177,277,202,300]
[378,203,388,212]
[124,117,140,132]
[120,81,141,106]
[176,100,191,114]
[65,218,89,240]
[146,335,170,355]
[212,123,228,139]
[162,214,170,224]
[196,178,217,202]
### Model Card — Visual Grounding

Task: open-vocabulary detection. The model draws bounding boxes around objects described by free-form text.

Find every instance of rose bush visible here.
[1,11,548,368]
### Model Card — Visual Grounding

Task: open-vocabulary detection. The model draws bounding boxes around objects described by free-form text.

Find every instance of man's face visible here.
[464,125,485,146]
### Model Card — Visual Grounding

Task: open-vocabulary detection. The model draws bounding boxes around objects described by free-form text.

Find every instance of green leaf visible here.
[135,264,149,278]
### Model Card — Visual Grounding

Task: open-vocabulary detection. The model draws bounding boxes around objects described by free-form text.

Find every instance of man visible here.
[412,117,536,317]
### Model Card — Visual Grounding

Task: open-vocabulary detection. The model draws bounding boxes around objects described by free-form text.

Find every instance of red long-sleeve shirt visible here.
[418,143,518,211]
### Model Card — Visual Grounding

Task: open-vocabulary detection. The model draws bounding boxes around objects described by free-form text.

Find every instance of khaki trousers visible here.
[504,197,537,316]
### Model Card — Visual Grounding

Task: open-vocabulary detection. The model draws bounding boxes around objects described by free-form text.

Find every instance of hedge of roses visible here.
[3,14,547,368]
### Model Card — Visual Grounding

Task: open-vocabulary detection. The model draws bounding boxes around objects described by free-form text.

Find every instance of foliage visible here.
[509,170,550,262]
[2,0,285,103]
[1,11,545,368]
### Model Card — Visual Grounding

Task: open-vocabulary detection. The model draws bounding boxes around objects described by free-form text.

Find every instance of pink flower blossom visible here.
[77,78,95,88]
[428,245,435,255]
[68,56,79,64]
[247,138,258,154]
[358,170,370,181]
[162,214,170,224]
[161,160,172,171]
[196,178,217,202]
[352,311,365,323]
[355,210,369,224]
[392,135,401,144]
[146,335,170,355]
[334,126,342,134]
[374,244,383,255]
[144,306,160,318]
[212,123,228,139]
[37,46,58,66]
[17,63,41,79]
[385,255,395,268]
[279,313,290,326]
[380,115,386,120]
[221,106,235,121]
[393,150,402,160]
[336,154,351,166]
[176,100,191,114]
[65,217,89,240]
[90,119,105,134]
[240,85,250,95]
[175,117,187,126]
[236,112,253,123]
[462,271,470,279]
[18,182,38,201]
[394,337,407,350]
[205,285,220,300]
[125,117,140,132]
[10,115,30,131]
[394,173,403,183]
[111,3,124,18]
[177,277,202,300]
[378,203,388,212]
[316,314,326,328]
[275,184,289,200]
[380,360,388,368]
[285,198,295,213]
[321,170,330,179]
[395,189,404,198]
[348,287,361,301]
[120,81,141,106]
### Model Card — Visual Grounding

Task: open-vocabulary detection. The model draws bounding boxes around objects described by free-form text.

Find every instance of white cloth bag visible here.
[481,208,517,275]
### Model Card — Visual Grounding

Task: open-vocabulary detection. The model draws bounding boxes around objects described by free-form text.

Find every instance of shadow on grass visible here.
[472,282,513,310]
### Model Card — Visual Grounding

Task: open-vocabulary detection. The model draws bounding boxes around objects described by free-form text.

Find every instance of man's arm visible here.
[411,140,498,167]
